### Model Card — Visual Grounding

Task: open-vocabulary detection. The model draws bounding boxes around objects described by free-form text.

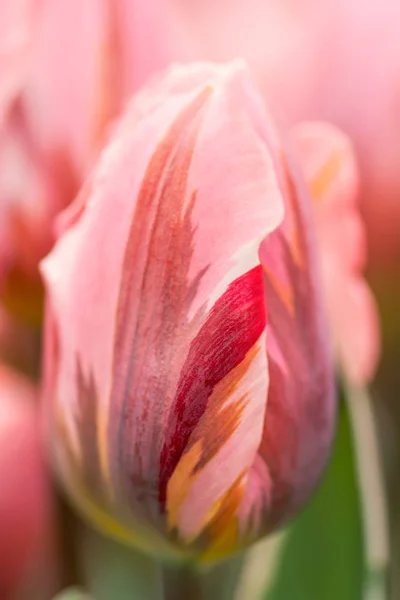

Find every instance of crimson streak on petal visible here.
[108,87,213,514]
[159,264,267,509]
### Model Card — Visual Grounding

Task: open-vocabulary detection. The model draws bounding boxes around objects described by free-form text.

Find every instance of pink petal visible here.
[291,121,380,382]
[0,366,55,597]
[255,147,335,529]
[25,0,116,176]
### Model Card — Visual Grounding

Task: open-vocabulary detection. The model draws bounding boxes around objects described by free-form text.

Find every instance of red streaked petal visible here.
[160,265,267,518]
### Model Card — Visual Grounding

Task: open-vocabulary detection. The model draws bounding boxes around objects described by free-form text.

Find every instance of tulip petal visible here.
[291,122,380,383]
[255,151,336,530]
[163,269,268,545]
[25,0,121,175]
[0,365,55,597]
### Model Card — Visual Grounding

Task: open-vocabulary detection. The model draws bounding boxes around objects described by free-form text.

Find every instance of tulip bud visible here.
[41,62,335,561]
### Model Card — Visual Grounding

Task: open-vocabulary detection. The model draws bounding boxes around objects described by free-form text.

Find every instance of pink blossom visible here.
[41,62,334,560]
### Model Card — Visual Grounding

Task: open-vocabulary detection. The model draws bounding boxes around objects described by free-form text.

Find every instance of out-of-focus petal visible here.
[165,0,320,124]
[0,365,54,597]
[0,0,38,125]
[25,0,118,176]
[0,0,119,303]
[156,0,400,269]
[291,122,380,383]
[255,142,335,531]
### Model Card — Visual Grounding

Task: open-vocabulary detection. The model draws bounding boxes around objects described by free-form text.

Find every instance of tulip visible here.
[41,62,335,561]
[0,365,54,597]
[291,123,380,383]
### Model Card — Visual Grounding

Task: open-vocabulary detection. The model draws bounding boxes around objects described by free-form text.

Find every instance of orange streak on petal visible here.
[204,471,246,554]
[309,150,343,204]
[166,441,202,532]
[201,519,239,562]
[280,158,304,268]
[97,405,110,488]
[189,344,259,473]
[166,344,261,543]
[262,266,295,317]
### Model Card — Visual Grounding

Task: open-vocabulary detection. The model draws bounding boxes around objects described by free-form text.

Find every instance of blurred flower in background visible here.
[0,364,56,599]
[162,0,400,272]
[291,122,380,384]
[0,0,179,310]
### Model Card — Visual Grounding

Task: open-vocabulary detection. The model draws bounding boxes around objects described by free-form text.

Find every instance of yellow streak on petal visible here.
[310,150,343,204]
[202,519,239,562]
[97,405,110,488]
[166,440,203,531]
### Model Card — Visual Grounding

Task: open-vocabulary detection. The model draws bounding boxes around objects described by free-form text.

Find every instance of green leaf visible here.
[264,398,364,600]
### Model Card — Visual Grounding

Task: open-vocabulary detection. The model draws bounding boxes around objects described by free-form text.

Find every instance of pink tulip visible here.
[291,123,380,384]
[41,62,335,560]
[0,365,54,597]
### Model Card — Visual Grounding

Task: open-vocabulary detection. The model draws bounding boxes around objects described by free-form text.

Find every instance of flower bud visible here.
[41,62,335,561]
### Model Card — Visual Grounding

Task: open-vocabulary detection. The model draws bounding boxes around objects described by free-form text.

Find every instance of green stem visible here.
[81,524,244,600]
[344,381,389,599]
[161,556,244,600]
[161,563,203,600]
